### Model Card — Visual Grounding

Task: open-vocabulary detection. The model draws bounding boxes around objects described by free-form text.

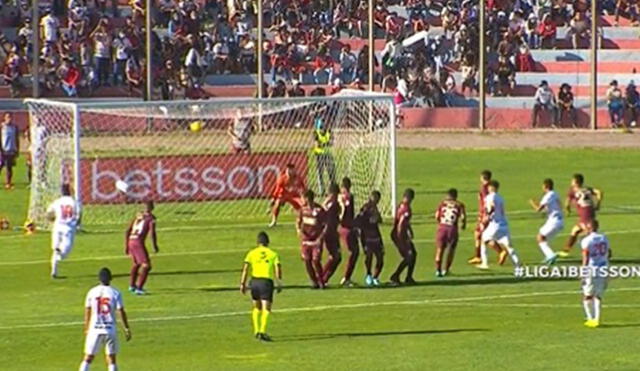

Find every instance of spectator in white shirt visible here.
[91,23,112,86]
[184,35,204,85]
[339,45,357,84]
[532,80,557,128]
[40,10,59,45]
[112,30,132,86]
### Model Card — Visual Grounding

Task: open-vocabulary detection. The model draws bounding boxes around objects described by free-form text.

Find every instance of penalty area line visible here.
[2,287,638,331]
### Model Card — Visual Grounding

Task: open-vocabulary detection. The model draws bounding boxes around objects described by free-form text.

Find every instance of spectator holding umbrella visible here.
[606,80,625,128]
[531,80,557,128]
[556,83,578,128]
[625,81,640,128]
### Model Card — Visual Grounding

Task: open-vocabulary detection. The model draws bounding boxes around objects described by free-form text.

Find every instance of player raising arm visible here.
[321,183,342,285]
[47,184,81,278]
[240,232,283,342]
[389,188,417,285]
[580,220,611,328]
[296,190,327,289]
[434,188,466,277]
[125,201,158,295]
[561,173,603,257]
[79,267,131,371]
[269,164,306,228]
[356,190,384,286]
[529,178,563,264]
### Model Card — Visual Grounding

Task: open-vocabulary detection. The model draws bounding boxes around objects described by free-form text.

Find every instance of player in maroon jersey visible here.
[338,177,359,287]
[389,188,417,285]
[560,173,603,257]
[321,183,342,285]
[125,201,159,295]
[434,188,466,277]
[296,190,328,289]
[468,170,491,265]
[356,190,384,286]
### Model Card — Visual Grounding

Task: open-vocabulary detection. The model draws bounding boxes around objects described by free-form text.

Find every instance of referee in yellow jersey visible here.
[240,232,282,342]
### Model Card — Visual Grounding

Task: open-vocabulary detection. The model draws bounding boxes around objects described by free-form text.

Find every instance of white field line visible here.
[1,287,638,331]
[430,302,640,309]
[2,228,640,267]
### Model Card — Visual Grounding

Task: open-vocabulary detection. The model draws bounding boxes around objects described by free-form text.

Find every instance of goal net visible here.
[24,91,396,228]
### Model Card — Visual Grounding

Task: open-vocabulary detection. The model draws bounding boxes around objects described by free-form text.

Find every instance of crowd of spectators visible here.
[0,0,636,112]
[606,79,640,128]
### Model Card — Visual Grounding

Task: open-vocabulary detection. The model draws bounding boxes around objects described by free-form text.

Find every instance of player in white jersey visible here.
[46,184,81,278]
[529,178,563,265]
[478,180,521,269]
[79,268,131,371]
[580,220,610,328]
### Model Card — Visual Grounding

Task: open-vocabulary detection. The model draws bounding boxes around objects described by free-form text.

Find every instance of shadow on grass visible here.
[193,275,567,293]
[277,328,488,342]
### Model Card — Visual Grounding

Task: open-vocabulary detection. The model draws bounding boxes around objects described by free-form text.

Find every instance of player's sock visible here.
[373,250,384,278]
[538,241,555,260]
[304,260,319,286]
[137,265,151,290]
[505,247,521,266]
[364,253,373,276]
[130,265,139,289]
[583,299,594,320]
[252,308,261,335]
[51,252,59,277]
[108,364,118,371]
[593,297,601,322]
[480,243,488,266]
[565,235,577,251]
[79,361,90,371]
[259,310,271,334]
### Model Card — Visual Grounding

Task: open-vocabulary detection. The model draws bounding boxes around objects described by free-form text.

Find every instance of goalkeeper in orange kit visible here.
[269,163,306,227]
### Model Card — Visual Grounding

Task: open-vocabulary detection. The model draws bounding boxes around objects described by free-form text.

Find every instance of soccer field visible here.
[2,148,640,371]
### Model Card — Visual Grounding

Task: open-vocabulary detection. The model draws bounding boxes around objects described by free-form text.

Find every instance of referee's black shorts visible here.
[250,278,274,302]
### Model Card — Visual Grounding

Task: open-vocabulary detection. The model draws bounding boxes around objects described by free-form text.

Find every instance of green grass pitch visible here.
[2,148,640,370]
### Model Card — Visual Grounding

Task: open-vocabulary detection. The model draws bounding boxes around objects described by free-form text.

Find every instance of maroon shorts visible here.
[0,153,16,168]
[391,231,413,253]
[577,210,595,227]
[128,241,149,265]
[301,240,322,261]
[339,227,358,252]
[436,225,459,248]
[363,238,384,254]
[324,232,340,254]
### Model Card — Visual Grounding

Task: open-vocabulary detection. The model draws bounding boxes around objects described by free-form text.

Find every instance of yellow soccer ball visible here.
[190,120,203,132]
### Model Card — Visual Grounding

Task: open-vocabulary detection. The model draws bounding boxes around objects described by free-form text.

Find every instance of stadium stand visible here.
[0,0,639,129]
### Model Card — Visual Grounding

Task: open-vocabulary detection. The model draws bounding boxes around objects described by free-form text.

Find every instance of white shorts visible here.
[582,276,608,298]
[51,226,76,259]
[84,331,119,356]
[482,222,512,246]
[539,217,564,240]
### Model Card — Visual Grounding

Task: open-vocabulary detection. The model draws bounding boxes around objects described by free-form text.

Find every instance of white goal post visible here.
[24,90,396,227]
